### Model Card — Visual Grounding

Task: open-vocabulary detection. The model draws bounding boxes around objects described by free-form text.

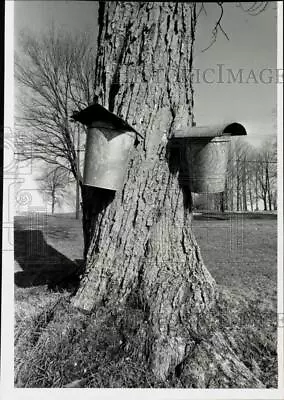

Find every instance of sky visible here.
[14,1,278,144]
[193,2,277,143]
[13,1,278,212]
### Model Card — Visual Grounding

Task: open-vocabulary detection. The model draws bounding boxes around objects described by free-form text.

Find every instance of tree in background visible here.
[256,137,277,211]
[197,136,277,213]
[232,137,277,212]
[37,166,71,214]
[15,28,95,218]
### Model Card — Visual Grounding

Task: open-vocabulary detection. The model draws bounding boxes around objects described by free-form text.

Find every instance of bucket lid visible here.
[71,103,140,136]
[172,122,247,139]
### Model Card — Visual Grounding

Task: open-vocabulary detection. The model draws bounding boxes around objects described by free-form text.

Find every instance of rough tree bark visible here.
[72,2,263,386]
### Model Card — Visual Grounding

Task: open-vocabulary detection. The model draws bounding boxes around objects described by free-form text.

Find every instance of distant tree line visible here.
[194,136,277,212]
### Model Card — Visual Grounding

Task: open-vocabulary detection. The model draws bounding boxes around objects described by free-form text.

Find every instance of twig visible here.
[201,2,229,53]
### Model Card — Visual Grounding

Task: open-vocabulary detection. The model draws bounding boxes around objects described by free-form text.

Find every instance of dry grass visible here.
[14,212,277,388]
[193,212,277,302]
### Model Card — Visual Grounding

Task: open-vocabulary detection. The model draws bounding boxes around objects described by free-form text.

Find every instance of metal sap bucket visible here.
[83,120,135,191]
[181,136,230,193]
[172,122,247,193]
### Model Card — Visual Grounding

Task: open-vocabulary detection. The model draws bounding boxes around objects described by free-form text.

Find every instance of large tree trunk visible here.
[73,2,262,386]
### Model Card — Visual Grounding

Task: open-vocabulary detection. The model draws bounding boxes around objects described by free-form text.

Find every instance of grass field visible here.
[14,212,278,388]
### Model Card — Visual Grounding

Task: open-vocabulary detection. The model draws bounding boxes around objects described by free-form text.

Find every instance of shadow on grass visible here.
[14,229,83,291]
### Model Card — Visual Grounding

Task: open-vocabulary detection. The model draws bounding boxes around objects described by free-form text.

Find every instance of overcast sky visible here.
[15,1,278,146]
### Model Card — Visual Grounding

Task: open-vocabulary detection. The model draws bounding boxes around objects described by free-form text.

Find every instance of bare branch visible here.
[236,2,269,16]
[199,2,269,53]
[201,2,229,52]
[15,27,94,182]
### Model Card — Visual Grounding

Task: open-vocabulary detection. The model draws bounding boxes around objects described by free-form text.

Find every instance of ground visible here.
[14,211,277,388]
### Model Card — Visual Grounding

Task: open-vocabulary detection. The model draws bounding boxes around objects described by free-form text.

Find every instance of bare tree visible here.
[193,134,277,214]
[225,136,277,212]
[15,27,95,217]
[256,137,277,211]
[37,166,71,214]
[225,140,236,211]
